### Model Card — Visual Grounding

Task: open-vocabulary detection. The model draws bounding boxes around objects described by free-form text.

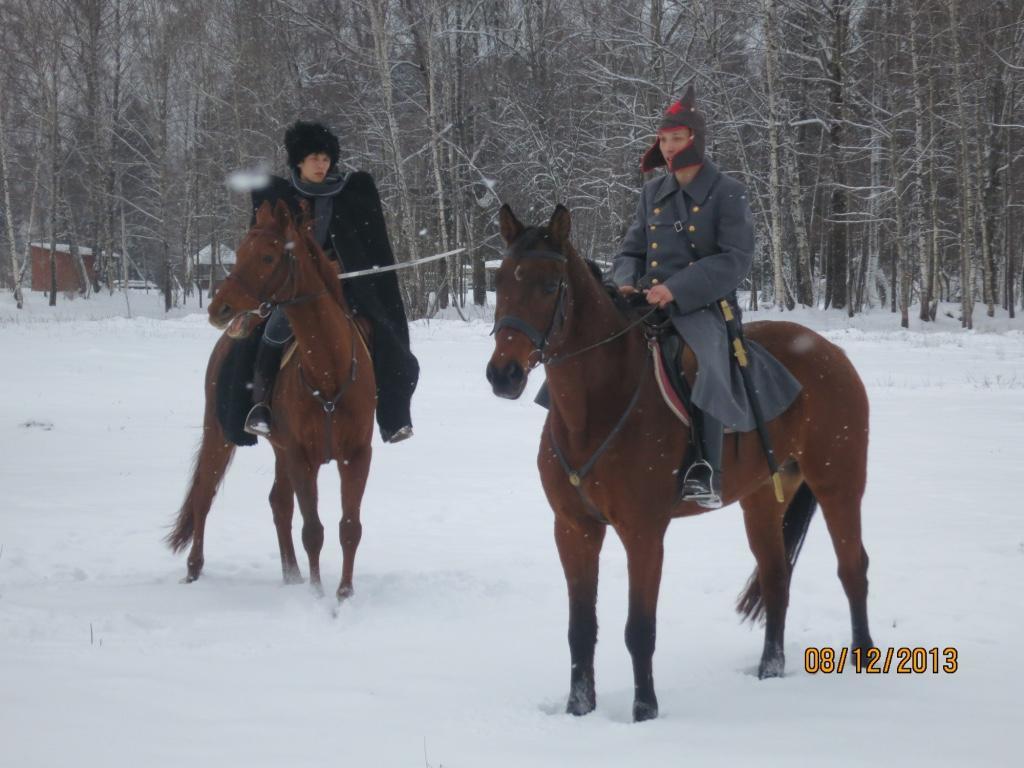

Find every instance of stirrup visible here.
[243,403,272,437]
[382,424,413,444]
[681,459,722,509]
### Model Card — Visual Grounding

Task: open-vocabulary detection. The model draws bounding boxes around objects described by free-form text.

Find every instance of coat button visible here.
[650,225,656,231]
[692,205,700,213]
[651,278,659,285]
[688,224,696,232]
[651,242,658,249]
[651,260,659,268]
[653,207,661,215]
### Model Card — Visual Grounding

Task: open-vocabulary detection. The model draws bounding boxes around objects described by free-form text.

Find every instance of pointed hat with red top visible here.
[640,84,706,173]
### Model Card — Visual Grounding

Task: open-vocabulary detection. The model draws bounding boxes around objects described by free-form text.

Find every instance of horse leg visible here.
[336,443,372,601]
[270,449,302,584]
[553,512,606,716]
[815,489,873,650]
[619,519,669,722]
[801,445,873,650]
[739,480,799,678]
[288,456,325,595]
[168,430,235,584]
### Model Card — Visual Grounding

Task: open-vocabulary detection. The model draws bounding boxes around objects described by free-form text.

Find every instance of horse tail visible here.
[736,482,818,623]
[165,431,236,553]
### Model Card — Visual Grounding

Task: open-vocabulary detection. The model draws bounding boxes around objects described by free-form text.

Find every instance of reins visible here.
[491,247,659,366]
[547,353,652,520]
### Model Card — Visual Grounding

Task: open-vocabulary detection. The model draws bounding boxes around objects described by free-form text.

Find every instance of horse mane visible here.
[290,210,348,311]
[519,223,644,321]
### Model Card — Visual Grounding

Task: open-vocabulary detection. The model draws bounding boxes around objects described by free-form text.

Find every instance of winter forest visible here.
[0,0,1021,325]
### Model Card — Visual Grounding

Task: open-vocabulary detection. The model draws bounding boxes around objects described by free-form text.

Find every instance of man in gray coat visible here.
[612,86,801,508]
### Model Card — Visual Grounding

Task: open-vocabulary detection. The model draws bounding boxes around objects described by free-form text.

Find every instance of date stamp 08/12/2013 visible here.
[804,646,959,674]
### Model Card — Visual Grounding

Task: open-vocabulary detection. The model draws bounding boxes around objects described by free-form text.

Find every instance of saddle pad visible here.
[277,319,370,373]
[650,341,692,427]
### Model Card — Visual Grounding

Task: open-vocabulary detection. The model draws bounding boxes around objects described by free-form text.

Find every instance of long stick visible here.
[337,248,465,280]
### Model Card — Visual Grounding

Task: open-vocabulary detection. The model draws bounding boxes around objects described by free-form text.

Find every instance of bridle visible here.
[223,231,326,320]
[491,246,657,367]
[490,248,569,367]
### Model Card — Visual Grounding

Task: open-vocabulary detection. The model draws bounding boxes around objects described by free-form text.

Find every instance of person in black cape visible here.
[244,120,419,444]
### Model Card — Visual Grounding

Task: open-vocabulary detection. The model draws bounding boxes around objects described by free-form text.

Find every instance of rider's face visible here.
[658,128,692,165]
[297,152,331,183]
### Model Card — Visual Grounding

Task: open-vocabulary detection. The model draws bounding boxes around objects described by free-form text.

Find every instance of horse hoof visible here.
[310,581,325,597]
[336,585,354,602]
[632,699,659,722]
[282,571,304,585]
[565,686,596,716]
[758,656,786,679]
[180,573,199,584]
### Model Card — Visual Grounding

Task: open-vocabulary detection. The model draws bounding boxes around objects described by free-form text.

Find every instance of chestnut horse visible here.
[486,205,872,721]
[167,201,376,600]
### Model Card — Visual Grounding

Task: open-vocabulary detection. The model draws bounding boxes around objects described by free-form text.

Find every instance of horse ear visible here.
[255,201,275,227]
[548,204,571,246]
[272,199,293,231]
[499,204,524,245]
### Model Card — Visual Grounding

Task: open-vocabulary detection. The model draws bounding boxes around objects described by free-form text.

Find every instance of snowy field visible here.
[2,291,1023,767]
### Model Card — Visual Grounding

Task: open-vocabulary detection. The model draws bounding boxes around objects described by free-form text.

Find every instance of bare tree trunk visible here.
[47,49,60,307]
[909,3,933,321]
[947,0,976,328]
[825,0,851,313]
[889,131,910,328]
[367,0,422,315]
[62,193,91,297]
[781,130,814,306]
[103,0,124,295]
[1007,86,1016,318]
[864,123,882,311]
[0,79,23,308]
[762,0,790,310]
[407,0,453,310]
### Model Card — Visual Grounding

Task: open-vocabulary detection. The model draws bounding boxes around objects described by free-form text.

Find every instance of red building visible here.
[30,243,100,292]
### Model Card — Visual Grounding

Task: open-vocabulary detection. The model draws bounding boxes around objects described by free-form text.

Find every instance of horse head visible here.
[486,204,574,398]
[209,200,306,338]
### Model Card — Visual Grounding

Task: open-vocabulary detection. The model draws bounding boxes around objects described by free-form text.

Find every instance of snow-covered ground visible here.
[2,291,1022,767]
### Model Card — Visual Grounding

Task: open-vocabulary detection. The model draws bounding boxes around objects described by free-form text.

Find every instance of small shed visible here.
[194,243,236,291]
[30,243,99,292]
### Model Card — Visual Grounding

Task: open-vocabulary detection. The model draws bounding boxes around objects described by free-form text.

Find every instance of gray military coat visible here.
[611,160,801,431]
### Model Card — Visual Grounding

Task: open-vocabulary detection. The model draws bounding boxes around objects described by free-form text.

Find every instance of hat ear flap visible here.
[641,140,666,173]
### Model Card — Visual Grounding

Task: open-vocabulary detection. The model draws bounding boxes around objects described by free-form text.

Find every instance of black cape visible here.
[250,172,419,435]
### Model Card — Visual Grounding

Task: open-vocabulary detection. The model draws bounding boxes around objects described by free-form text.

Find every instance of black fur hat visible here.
[284,121,340,169]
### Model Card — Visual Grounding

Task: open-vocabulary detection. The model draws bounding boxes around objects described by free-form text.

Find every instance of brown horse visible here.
[486,205,872,722]
[167,201,377,600]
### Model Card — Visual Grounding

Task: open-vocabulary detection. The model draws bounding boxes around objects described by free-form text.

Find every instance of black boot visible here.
[371,321,419,445]
[681,411,723,509]
[243,310,290,438]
